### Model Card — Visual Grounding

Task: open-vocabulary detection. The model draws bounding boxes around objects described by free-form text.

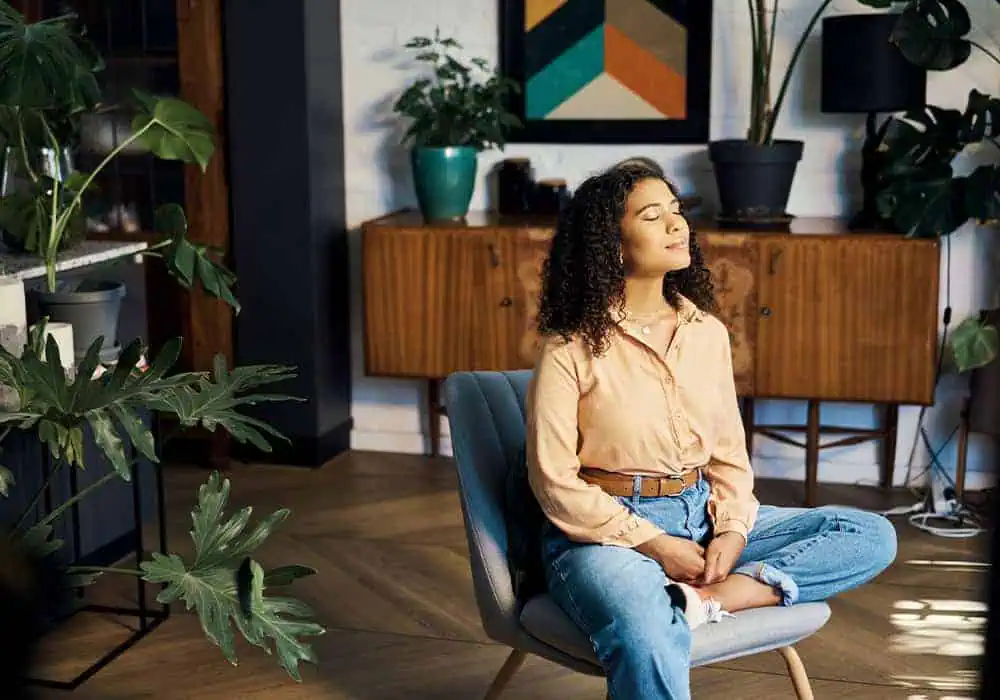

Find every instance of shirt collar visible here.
[676,294,705,325]
[611,294,706,327]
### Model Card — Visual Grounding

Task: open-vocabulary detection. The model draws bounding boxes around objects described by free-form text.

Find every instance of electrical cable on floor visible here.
[883,236,985,539]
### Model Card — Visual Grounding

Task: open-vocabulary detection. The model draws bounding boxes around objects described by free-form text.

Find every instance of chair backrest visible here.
[442,370,532,647]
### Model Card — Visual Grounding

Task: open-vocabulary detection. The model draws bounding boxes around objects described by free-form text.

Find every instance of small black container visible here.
[532,179,570,216]
[497,158,535,216]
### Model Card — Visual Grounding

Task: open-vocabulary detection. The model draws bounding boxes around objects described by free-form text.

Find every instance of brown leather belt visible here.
[580,467,701,498]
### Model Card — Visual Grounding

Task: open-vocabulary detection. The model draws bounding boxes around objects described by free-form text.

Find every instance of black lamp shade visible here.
[821,13,926,114]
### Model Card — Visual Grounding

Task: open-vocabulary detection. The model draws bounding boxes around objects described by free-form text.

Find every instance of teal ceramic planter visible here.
[411,146,478,221]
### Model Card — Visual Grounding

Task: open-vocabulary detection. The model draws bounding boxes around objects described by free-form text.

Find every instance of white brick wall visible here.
[342,0,1000,487]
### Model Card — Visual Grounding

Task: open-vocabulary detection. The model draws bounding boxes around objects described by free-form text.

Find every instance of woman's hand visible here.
[636,534,706,583]
[701,531,745,584]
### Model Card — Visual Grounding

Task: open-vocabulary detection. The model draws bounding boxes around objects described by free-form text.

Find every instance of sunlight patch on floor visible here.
[895,668,979,699]
[889,599,988,657]
[904,559,990,572]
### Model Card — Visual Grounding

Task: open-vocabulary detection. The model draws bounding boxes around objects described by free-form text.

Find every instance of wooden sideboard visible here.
[362,210,941,505]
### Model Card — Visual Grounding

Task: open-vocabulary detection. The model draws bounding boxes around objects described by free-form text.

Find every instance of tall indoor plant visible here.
[0,3,235,363]
[392,29,521,222]
[856,0,1000,431]
[0,330,324,683]
[709,0,851,222]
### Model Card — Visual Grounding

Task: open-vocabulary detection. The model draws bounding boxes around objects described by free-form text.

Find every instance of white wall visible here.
[341,0,1000,489]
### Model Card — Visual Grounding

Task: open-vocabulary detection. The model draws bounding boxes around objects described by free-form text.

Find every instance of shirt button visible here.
[641,326,651,335]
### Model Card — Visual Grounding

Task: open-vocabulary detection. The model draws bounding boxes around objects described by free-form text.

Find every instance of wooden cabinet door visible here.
[700,233,759,396]
[475,228,552,371]
[362,225,483,378]
[755,236,939,404]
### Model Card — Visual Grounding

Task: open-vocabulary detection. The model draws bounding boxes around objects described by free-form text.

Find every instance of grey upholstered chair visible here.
[442,370,830,700]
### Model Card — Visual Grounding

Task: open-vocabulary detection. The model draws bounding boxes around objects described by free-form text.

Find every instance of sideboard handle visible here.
[769,248,784,275]
[488,243,500,267]
[760,306,773,318]
[500,296,513,307]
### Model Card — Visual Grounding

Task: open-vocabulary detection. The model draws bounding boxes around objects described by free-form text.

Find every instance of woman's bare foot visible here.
[695,573,781,613]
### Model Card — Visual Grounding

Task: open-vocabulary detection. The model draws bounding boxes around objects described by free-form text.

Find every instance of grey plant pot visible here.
[708,139,804,221]
[30,280,126,364]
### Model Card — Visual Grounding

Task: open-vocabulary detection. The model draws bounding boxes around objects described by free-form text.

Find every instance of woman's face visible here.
[620,177,691,278]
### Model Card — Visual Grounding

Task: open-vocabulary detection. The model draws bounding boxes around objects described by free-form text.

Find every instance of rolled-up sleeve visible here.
[705,322,760,541]
[526,339,663,548]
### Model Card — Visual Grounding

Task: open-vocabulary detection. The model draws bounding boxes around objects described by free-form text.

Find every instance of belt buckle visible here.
[656,474,681,497]
[663,474,684,497]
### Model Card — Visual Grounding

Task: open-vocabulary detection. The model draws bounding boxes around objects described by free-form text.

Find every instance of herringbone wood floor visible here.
[29,451,991,699]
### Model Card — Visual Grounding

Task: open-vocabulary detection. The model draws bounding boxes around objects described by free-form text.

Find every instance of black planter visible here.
[29,280,126,364]
[708,139,804,221]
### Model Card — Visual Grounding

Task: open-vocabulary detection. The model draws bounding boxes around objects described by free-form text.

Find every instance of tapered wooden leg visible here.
[804,401,820,507]
[483,649,527,700]
[427,379,440,457]
[879,403,899,489]
[777,646,814,700]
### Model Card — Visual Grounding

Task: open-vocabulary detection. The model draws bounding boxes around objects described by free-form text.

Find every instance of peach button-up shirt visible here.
[526,296,759,548]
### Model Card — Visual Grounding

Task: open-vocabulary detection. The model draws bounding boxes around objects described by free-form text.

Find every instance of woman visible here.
[526,159,898,700]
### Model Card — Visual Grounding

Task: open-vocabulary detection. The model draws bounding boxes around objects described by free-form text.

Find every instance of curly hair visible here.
[535,159,716,357]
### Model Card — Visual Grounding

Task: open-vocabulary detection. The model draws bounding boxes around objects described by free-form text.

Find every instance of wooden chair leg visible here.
[777,646,815,700]
[483,649,527,700]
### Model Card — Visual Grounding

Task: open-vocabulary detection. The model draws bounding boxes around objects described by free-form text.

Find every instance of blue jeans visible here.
[540,474,898,700]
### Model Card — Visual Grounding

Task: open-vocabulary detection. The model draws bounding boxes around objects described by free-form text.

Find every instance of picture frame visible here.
[499,0,713,144]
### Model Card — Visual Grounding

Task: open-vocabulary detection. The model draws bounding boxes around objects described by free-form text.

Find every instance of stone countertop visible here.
[0,240,149,281]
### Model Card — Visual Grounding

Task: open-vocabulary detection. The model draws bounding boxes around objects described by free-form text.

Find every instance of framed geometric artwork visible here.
[499,0,713,144]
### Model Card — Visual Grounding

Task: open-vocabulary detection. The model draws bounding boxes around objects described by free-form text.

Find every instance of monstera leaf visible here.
[961,89,1000,142]
[890,0,973,70]
[882,105,967,169]
[948,316,1000,373]
[0,4,102,110]
[152,203,240,313]
[877,162,966,237]
[131,90,214,171]
[140,472,323,680]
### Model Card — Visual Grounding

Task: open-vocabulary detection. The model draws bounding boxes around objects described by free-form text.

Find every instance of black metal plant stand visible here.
[23,444,171,691]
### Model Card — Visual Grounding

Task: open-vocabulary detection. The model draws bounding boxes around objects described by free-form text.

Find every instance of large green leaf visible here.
[139,472,324,680]
[0,6,103,110]
[152,203,241,313]
[961,89,1000,142]
[0,333,297,472]
[948,316,1000,373]
[883,105,967,168]
[890,0,973,71]
[131,90,215,171]
[142,354,299,453]
[874,105,973,237]
[877,162,966,237]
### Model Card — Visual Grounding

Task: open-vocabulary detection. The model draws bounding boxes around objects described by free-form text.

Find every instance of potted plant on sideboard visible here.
[710,0,847,224]
[858,0,1000,432]
[392,28,522,222]
[0,3,235,364]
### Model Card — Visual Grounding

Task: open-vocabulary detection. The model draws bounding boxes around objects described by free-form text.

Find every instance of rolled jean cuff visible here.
[733,562,799,607]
